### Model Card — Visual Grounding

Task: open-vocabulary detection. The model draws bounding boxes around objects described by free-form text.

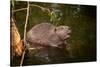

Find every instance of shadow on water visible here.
[11,1,96,66]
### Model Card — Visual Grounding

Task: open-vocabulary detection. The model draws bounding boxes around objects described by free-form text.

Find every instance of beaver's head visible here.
[55,26,71,40]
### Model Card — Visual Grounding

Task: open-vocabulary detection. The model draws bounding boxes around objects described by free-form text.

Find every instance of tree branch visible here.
[12,8,27,12]
[30,4,51,14]
[20,1,30,66]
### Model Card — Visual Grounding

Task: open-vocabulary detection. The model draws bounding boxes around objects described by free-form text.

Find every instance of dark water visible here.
[11,1,96,66]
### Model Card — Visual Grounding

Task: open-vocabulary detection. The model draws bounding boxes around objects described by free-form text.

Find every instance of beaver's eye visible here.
[62,27,65,29]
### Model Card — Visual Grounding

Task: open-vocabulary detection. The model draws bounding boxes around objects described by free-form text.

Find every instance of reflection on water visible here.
[11,1,96,66]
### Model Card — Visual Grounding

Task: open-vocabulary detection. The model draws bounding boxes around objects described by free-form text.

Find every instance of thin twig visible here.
[20,1,30,66]
[24,2,29,44]
[20,49,26,66]
[30,4,51,13]
[12,7,27,12]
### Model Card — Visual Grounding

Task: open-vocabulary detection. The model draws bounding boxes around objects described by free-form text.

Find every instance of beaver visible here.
[23,23,71,65]
[26,22,71,48]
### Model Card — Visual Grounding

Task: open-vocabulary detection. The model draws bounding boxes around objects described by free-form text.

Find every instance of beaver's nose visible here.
[65,26,71,33]
[67,29,71,33]
[65,26,69,29]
